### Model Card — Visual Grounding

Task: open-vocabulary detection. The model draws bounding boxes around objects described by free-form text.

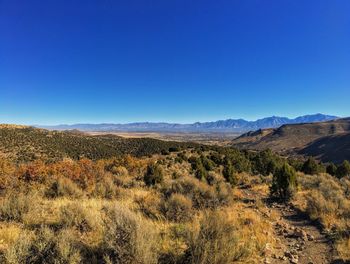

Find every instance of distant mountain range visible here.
[38,114,338,133]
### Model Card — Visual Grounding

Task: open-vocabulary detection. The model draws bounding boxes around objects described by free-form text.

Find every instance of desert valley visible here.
[0,114,350,263]
[2,1,349,263]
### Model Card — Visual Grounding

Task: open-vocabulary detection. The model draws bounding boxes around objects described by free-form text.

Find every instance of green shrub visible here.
[200,155,214,171]
[301,157,322,175]
[336,160,350,179]
[251,149,279,176]
[144,164,163,186]
[222,158,237,187]
[326,163,337,176]
[189,157,208,181]
[270,163,298,201]
[195,166,208,181]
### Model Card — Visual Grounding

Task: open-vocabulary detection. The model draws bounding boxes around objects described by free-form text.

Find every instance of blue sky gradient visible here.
[1,0,350,124]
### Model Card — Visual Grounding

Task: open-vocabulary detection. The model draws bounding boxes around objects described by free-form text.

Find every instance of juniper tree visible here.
[270,162,298,201]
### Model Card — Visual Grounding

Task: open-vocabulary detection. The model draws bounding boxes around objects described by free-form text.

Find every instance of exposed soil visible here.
[239,186,335,264]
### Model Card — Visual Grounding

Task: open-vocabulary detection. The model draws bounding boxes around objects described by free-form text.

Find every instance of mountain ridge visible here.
[37,113,338,133]
[232,117,350,163]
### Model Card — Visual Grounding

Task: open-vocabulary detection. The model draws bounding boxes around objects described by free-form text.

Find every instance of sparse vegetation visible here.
[0,127,349,262]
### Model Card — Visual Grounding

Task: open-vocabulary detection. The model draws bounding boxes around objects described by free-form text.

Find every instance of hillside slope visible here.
[232,118,350,163]
[300,133,350,163]
[0,125,195,162]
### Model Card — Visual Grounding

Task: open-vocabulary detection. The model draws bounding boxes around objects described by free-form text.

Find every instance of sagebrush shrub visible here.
[92,176,117,199]
[135,193,162,220]
[0,192,33,222]
[184,211,238,264]
[161,177,231,209]
[5,227,81,264]
[161,193,193,222]
[45,177,83,199]
[100,205,158,264]
[59,202,100,232]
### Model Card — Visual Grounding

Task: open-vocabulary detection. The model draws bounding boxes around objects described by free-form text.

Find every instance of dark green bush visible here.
[144,164,164,186]
[200,155,214,171]
[336,160,350,179]
[301,157,322,175]
[270,163,298,201]
[326,163,337,176]
[251,149,279,176]
[222,158,237,187]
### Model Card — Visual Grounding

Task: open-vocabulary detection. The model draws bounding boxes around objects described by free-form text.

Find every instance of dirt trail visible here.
[239,187,334,264]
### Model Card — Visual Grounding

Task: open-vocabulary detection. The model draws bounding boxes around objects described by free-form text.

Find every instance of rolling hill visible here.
[232,118,350,163]
[0,125,196,162]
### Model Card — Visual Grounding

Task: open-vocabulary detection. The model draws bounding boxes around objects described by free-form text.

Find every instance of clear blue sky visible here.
[1,0,349,125]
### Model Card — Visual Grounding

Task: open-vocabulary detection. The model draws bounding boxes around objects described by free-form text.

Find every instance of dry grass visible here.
[184,210,239,264]
[59,201,102,232]
[295,173,350,261]
[0,151,300,263]
[336,238,350,261]
[0,225,22,252]
[0,192,36,222]
[135,192,163,220]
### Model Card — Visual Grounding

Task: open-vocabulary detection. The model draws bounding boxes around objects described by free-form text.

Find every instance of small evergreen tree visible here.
[336,160,350,179]
[222,157,237,187]
[195,165,208,181]
[270,163,297,201]
[301,157,320,175]
[189,157,208,181]
[326,163,337,176]
[252,149,278,176]
[200,155,214,171]
[144,164,163,186]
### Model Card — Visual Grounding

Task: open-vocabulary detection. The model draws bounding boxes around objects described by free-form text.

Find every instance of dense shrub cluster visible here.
[0,127,197,162]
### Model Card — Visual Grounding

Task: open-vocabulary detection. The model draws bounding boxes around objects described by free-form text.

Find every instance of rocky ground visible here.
[239,187,334,264]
